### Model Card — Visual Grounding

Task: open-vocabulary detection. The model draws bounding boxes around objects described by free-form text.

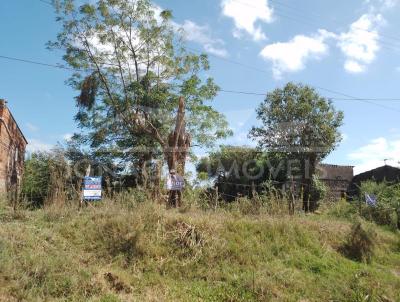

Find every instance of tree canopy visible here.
[249,82,344,208]
[249,82,344,159]
[50,0,231,180]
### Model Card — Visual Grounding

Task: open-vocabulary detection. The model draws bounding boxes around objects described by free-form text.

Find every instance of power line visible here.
[36,0,400,82]
[186,47,400,112]
[269,0,400,44]
[38,0,52,5]
[219,89,400,101]
[1,53,400,113]
[37,0,400,46]
[0,55,76,71]
[38,0,400,52]
[232,0,400,52]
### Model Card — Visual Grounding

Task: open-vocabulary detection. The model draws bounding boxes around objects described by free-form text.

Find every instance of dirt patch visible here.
[104,272,132,294]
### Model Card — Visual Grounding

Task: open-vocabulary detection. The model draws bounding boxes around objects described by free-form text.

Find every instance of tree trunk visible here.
[302,153,318,212]
[165,97,191,175]
[165,97,191,208]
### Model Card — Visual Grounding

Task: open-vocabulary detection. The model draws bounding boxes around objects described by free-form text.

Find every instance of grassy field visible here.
[0,197,399,302]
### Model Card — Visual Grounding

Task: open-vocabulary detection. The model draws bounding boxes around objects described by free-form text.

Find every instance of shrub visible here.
[341,221,376,263]
[86,215,144,264]
[310,174,328,202]
[324,199,358,220]
[358,181,400,229]
[21,152,52,206]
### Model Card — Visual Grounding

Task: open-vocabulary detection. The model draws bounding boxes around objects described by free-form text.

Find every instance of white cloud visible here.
[26,139,53,153]
[259,29,334,79]
[382,0,399,8]
[378,0,399,8]
[26,123,39,132]
[62,133,73,141]
[348,137,400,174]
[152,4,229,57]
[81,3,229,68]
[177,20,228,58]
[257,11,388,77]
[365,0,399,10]
[221,0,274,41]
[337,14,384,73]
[344,60,365,73]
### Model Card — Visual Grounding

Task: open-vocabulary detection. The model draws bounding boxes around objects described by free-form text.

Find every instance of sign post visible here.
[166,170,184,208]
[83,177,102,202]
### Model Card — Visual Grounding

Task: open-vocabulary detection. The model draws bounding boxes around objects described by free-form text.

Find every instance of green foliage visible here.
[249,82,344,206]
[196,145,287,200]
[21,152,52,206]
[341,221,377,263]
[21,149,81,207]
[324,199,359,221]
[358,181,400,229]
[91,217,143,264]
[310,174,328,203]
[50,0,231,179]
[249,82,344,159]
[1,199,400,301]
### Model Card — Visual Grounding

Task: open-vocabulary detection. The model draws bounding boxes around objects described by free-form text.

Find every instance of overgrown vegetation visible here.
[358,181,400,229]
[340,221,377,263]
[7,1,398,300]
[1,193,399,302]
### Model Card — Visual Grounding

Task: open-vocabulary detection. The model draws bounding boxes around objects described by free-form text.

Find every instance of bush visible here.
[310,174,328,202]
[324,199,358,220]
[358,181,400,229]
[361,205,398,230]
[95,218,143,263]
[21,152,52,206]
[341,221,376,263]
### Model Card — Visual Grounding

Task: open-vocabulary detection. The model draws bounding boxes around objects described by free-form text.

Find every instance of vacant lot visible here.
[0,199,399,302]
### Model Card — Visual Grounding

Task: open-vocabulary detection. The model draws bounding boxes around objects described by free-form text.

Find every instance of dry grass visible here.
[0,196,399,301]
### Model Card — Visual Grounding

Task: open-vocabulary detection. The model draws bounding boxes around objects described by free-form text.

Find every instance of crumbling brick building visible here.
[317,164,354,200]
[0,99,27,198]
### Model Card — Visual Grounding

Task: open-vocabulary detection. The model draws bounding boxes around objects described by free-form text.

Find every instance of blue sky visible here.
[1,0,400,175]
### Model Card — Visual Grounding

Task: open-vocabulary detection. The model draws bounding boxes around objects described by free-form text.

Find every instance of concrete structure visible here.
[0,99,27,198]
[317,164,354,200]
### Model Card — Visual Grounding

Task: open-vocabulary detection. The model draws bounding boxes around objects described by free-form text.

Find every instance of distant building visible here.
[0,99,28,199]
[348,165,400,197]
[317,164,354,200]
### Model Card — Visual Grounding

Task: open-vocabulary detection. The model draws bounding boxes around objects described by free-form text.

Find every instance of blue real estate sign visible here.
[83,177,102,201]
[365,193,377,207]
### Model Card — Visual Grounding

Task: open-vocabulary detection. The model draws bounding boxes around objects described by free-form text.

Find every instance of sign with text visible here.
[83,177,102,201]
[166,174,185,191]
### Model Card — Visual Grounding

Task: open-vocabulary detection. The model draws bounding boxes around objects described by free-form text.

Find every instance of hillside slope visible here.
[0,200,399,302]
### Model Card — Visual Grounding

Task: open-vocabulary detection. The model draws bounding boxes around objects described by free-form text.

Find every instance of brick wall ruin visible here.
[0,99,27,199]
[317,164,354,200]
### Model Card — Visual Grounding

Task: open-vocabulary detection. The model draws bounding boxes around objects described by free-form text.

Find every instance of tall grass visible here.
[0,191,399,301]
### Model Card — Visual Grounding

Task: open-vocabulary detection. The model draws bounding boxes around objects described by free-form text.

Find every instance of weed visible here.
[341,221,377,263]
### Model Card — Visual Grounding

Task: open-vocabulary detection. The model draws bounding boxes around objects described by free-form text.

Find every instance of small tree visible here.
[249,82,344,211]
[21,152,51,207]
[21,149,72,207]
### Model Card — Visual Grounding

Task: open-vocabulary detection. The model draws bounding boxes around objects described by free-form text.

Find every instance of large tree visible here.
[50,0,231,182]
[249,82,344,210]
